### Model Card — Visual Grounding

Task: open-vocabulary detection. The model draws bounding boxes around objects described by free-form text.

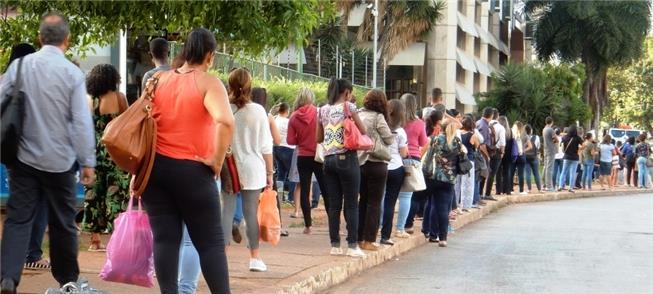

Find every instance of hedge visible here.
[210,70,367,111]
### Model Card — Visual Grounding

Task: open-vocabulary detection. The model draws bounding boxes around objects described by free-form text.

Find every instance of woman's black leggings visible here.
[143,154,230,294]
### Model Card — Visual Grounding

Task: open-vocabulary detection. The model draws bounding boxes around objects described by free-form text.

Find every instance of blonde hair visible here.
[442,120,459,147]
[293,87,314,111]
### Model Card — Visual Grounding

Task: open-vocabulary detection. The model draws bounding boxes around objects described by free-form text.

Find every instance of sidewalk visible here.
[12,187,651,294]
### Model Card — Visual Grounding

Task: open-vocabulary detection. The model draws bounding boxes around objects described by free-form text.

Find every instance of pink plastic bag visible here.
[99,197,155,287]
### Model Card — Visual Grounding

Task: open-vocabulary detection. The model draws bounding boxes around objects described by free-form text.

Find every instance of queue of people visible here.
[2,14,652,294]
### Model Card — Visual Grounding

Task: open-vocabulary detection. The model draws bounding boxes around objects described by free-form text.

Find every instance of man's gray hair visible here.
[39,12,70,46]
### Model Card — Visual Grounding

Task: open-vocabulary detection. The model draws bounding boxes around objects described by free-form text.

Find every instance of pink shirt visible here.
[404,119,428,158]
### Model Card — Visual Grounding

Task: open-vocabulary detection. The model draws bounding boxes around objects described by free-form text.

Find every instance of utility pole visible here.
[372,0,379,88]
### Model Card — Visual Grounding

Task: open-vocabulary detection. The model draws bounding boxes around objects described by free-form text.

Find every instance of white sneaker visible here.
[330,247,343,256]
[249,258,267,272]
[346,247,366,258]
[519,192,528,195]
[394,230,410,238]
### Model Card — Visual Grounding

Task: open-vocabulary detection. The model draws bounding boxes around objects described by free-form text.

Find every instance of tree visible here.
[525,0,651,129]
[604,38,653,134]
[337,0,445,62]
[0,0,334,66]
[478,63,590,132]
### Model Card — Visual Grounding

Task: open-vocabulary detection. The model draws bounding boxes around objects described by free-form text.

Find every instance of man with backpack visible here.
[0,12,96,293]
[476,107,501,201]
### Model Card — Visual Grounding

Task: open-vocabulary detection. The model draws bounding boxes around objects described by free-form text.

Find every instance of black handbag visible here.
[1,58,26,165]
[457,152,473,175]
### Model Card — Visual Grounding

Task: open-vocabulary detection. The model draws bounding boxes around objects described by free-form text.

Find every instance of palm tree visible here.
[338,0,445,63]
[525,0,651,129]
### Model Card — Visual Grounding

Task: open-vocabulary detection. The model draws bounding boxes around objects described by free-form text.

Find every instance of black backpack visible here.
[1,58,26,165]
[485,121,498,156]
[525,135,539,160]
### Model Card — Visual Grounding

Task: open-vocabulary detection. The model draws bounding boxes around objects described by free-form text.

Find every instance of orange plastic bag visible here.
[257,188,281,245]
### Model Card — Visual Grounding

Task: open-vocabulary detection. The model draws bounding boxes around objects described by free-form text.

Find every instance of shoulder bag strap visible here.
[11,58,25,99]
[145,71,164,102]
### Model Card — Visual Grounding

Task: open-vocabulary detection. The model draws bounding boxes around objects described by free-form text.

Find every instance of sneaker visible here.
[346,247,366,258]
[24,259,51,270]
[485,196,499,201]
[394,230,410,238]
[519,192,528,195]
[330,247,343,256]
[249,258,267,272]
[380,239,395,246]
[438,240,448,247]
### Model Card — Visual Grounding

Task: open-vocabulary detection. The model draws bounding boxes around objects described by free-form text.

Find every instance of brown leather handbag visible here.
[102,72,162,196]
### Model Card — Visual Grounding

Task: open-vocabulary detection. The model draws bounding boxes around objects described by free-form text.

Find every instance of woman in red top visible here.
[286,87,328,234]
[143,28,234,293]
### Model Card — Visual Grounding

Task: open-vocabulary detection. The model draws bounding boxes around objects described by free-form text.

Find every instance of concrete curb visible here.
[275,189,651,294]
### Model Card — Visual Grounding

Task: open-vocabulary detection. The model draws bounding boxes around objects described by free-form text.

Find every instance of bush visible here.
[478,63,590,131]
[210,70,367,111]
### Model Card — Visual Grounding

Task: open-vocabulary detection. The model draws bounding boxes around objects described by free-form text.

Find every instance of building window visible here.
[458,0,465,14]
[475,2,482,25]
[474,72,480,94]
[456,64,465,84]
[457,28,466,51]
[475,38,481,58]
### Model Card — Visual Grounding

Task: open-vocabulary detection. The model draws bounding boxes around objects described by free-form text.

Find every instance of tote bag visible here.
[342,103,373,151]
[400,161,426,192]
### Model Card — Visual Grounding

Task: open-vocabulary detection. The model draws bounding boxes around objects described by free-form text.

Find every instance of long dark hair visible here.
[387,99,405,130]
[326,77,352,105]
[251,87,267,109]
[425,110,443,136]
[182,28,216,65]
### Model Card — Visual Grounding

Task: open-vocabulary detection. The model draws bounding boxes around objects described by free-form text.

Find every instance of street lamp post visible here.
[371,0,379,88]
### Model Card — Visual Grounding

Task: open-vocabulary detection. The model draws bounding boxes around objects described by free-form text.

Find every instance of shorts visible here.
[599,162,612,176]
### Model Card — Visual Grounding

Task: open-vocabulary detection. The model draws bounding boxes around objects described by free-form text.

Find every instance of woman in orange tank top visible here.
[141,28,234,294]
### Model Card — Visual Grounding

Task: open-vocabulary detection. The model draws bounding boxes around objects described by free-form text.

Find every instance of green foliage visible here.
[525,0,652,127]
[478,63,590,131]
[210,70,366,110]
[604,38,653,133]
[0,0,335,67]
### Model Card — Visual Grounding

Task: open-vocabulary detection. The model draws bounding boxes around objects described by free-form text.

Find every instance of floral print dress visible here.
[82,97,130,233]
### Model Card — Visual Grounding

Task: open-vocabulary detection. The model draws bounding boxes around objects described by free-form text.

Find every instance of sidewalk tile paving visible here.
[6,187,651,294]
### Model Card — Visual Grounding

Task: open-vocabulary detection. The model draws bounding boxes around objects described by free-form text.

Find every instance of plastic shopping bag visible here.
[257,188,281,245]
[99,197,154,287]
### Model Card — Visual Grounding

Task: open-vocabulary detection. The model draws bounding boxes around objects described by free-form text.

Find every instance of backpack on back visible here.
[485,121,498,156]
[525,135,539,160]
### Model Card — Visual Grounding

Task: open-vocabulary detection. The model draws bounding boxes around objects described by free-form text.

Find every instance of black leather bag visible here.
[1,58,26,165]
[456,152,473,175]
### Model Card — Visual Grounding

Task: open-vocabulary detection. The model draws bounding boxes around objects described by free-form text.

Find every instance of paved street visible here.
[329,194,653,294]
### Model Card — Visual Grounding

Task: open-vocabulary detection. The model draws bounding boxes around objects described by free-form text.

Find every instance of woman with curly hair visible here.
[83,63,129,251]
[356,89,394,251]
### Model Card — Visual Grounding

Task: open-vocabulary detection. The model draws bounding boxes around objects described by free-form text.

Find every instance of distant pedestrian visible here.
[598,135,615,190]
[580,133,597,190]
[512,121,530,194]
[557,125,583,192]
[83,64,130,251]
[141,37,170,91]
[622,136,636,187]
[524,124,542,193]
[496,116,513,195]
[635,133,650,188]
[0,12,96,293]
[542,117,558,191]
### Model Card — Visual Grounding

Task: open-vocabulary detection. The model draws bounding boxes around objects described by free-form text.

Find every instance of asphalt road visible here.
[328,194,653,294]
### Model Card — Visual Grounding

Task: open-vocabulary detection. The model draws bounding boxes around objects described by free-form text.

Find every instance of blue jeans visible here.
[274,146,295,195]
[233,193,243,225]
[637,157,649,188]
[426,180,454,241]
[26,197,48,263]
[553,159,563,188]
[524,157,542,192]
[558,160,580,190]
[396,192,412,231]
[178,224,200,294]
[581,160,595,189]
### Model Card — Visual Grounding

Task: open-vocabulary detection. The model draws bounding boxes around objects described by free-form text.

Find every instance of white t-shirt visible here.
[555,136,565,159]
[231,103,273,190]
[599,143,615,163]
[274,115,295,149]
[490,120,506,150]
[388,128,408,170]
